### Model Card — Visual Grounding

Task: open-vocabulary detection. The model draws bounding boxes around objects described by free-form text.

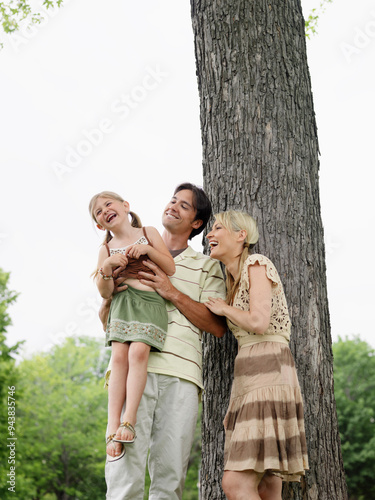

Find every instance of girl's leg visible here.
[107,341,129,457]
[222,470,264,500]
[258,472,282,500]
[116,342,151,442]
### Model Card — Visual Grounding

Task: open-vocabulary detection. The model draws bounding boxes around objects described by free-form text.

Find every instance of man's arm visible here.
[99,298,112,330]
[138,260,227,338]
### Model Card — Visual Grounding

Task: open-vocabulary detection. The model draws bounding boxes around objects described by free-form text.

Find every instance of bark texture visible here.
[190,1,348,499]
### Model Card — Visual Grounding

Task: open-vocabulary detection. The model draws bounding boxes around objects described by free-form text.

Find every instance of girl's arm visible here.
[126,227,175,276]
[205,264,272,335]
[95,245,128,299]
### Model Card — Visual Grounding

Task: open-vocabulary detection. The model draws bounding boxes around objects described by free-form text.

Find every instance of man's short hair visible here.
[174,183,212,240]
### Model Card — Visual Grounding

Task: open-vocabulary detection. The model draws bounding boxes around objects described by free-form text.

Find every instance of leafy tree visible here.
[0,269,21,499]
[15,336,110,500]
[305,0,333,38]
[333,337,375,500]
[0,0,63,34]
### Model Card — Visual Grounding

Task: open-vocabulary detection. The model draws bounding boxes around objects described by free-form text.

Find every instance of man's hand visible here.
[138,260,177,301]
[139,260,227,338]
[112,266,128,295]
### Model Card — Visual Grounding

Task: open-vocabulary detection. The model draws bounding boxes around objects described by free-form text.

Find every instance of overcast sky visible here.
[1,0,374,358]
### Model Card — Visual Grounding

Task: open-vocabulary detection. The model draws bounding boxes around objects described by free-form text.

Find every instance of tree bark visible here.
[190,1,348,499]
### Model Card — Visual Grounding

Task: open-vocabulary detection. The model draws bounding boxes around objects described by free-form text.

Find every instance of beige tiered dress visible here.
[224,254,309,481]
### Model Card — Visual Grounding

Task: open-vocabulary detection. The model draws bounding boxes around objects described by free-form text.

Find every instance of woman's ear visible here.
[237,229,247,244]
[96,224,105,231]
[123,200,130,212]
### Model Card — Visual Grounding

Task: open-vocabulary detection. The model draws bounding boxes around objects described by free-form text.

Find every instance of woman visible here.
[205,211,308,500]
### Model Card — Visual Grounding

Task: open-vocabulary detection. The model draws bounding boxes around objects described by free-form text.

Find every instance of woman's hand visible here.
[205,297,229,317]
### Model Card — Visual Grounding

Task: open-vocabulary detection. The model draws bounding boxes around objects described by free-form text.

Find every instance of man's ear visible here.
[191,219,203,230]
[96,224,105,231]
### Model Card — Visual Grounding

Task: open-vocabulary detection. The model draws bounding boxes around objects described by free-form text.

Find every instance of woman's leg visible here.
[116,342,151,442]
[258,472,282,500]
[222,470,264,500]
[107,341,129,457]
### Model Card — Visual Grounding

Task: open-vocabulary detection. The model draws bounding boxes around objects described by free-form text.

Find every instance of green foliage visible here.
[15,336,110,499]
[0,268,21,354]
[0,269,22,499]
[0,0,63,35]
[333,336,375,500]
[305,0,333,38]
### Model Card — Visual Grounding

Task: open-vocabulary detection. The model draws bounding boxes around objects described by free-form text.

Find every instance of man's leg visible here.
[105,373,158,500]
[148,375,199,500]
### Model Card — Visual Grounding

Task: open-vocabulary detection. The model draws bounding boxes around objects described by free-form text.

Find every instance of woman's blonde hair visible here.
[88,191,142,244]
[214,210,259,303]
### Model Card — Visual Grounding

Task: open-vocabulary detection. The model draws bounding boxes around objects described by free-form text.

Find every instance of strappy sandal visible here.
[106,433,125,462]
[113,422,137,444]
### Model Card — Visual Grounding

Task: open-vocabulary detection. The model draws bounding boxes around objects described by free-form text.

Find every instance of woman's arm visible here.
[205,264,272,335]
[126,227,175,276]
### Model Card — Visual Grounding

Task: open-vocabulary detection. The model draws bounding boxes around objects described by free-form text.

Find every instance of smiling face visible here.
[93,197,129,230]
[206,218,246,265]
[162,189,203,237]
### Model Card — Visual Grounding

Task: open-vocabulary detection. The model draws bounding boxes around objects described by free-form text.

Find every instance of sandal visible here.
[113,422,137,444]
[106,433,125,462]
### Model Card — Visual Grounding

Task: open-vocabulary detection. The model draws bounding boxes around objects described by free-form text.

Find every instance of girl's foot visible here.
[114,421,137,443]
[106,434,125,462]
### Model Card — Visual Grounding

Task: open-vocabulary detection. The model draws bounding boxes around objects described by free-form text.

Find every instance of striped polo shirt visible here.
[147,246,226,390]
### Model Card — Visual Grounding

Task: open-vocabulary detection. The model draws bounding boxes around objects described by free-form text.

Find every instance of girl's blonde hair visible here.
[88,191,142,244]
[214,210,259,303]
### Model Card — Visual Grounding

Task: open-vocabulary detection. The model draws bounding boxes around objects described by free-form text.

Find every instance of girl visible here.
[205,210,308,500]
[89,191,175,462]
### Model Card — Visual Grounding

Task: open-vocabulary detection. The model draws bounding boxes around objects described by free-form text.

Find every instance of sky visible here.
[0,0,374,358]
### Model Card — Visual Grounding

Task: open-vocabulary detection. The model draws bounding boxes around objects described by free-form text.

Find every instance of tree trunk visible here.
[190,1,348,499]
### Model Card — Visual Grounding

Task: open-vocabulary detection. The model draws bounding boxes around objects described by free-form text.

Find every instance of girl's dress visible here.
[224,254,309,481]
[104,228,167,352]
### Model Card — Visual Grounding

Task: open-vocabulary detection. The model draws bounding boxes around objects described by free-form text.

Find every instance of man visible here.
[104,183,227,499]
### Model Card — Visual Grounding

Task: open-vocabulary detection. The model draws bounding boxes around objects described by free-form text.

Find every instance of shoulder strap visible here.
[142,227,153,247]
[103,242,110,257]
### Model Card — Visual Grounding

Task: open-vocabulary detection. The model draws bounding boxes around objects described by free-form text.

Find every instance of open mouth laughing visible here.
[106,213,117,223]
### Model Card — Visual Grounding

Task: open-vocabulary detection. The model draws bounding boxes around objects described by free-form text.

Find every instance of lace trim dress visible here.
[224,254,309,481]
[105,229,167,351]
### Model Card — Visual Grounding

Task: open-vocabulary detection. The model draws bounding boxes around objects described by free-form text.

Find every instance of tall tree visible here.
[190,1,347,499]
